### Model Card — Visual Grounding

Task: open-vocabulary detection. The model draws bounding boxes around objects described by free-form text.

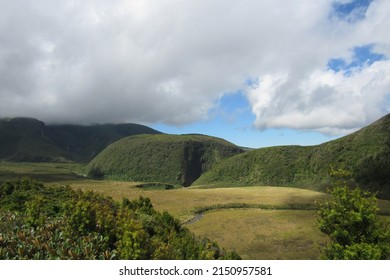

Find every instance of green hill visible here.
[195,113,390,198]
[0,117,161,162]
[87,134,243,186]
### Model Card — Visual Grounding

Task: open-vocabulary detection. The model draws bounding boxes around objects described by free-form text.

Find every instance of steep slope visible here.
[0,118,161,162]
[0,118,67,162]
[44,123,161,162]
[195,113,390,198]
[87,134,244,186]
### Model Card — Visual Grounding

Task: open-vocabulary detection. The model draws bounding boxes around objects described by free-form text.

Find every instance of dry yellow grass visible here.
[68,181,390,218]
[186,209,329,260]
[68,182,326,221]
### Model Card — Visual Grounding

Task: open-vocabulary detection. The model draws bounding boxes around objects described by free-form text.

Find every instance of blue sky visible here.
[1,0,390,148]
[152,92,340,148]
[332,0,373,21]
[327,44,386,75]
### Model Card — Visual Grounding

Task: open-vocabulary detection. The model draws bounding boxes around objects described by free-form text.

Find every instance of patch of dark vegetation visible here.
[181,203,318,226]
[134,182,175,190]
[193,203,317,215]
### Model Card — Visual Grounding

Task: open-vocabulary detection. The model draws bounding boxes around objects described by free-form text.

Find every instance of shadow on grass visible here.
[0,171,86,184]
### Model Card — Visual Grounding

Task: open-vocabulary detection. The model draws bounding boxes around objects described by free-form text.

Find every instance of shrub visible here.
[317,183,390,259]
[0,178,240,260]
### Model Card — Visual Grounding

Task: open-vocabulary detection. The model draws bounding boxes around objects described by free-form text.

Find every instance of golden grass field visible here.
[186,209,327,259]
[68,181,325,220]
[1,162,390,259]
[65,180,390,259]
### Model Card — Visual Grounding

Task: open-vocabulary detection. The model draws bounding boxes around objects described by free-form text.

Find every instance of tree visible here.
[317,171,390,259]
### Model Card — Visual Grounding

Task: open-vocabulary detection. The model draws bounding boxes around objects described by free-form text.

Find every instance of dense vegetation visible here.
[317,170,390,259]
[87,134,243,186]
[0,178,240,260]
[0,117,161,163]
[195,113,390,198]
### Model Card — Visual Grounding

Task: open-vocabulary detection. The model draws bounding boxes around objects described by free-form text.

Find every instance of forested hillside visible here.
[195,114,390,198]
[0,118,161,162]
[88,134,243,186]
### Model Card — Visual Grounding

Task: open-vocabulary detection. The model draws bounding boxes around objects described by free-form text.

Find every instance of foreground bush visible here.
[317,171,390,260]
[0,178,240,260]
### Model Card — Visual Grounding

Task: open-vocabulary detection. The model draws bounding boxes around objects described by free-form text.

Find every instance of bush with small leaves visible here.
[0,178,240,260]
[317,178,390,259]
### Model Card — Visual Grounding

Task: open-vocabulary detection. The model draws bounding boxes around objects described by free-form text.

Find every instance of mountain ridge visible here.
[0,117,161,162]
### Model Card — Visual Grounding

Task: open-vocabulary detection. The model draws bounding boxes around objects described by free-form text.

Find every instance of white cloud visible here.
[248,59,390,134]
[244,0,390,135]
[0,0,389,134]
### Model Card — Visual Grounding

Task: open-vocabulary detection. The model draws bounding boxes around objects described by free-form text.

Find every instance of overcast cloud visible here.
[1,0,389,134]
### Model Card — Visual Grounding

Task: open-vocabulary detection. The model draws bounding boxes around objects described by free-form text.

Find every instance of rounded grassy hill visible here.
[87,134,243,186]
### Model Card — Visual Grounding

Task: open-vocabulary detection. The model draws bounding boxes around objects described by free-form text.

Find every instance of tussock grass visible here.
[69,183,326,221]
[186,209,329,259]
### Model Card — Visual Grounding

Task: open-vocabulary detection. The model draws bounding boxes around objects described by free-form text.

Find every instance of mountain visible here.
[195,113,390,198]
[87,134,244,186]
[0,117,161,162]
[2,114,390,197]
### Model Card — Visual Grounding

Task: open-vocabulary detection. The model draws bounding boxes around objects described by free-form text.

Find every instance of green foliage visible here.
[0,177,71,213]
[25,195,47,227]
[64,193,117,243]
[317,182,390,259]
[355,148,390,197]
[195,145,316,187]
[0,178,240,260]
[323,242,385,260]
[0,213,116,260]
[116,210,149,259]
[87,134,243,186]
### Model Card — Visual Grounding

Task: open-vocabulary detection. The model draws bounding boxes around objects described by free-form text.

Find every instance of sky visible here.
[1,0,390,148]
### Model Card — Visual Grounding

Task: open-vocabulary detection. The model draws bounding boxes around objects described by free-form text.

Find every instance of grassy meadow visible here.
[186,209,327,259]
[1,161,390,259]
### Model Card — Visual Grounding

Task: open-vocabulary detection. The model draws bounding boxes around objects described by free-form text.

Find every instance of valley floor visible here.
[1,161,390,259]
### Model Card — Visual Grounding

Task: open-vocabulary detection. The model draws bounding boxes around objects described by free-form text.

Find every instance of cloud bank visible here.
[1,0,389,134]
